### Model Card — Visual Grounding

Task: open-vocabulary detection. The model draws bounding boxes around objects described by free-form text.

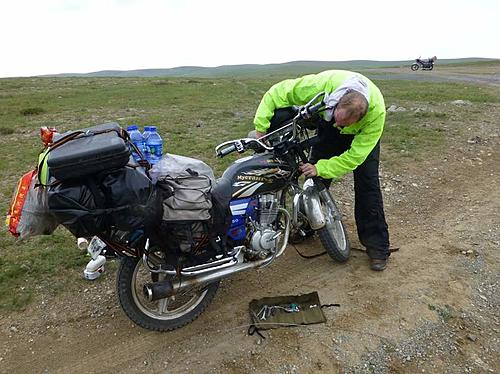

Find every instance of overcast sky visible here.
[1,0,498,77]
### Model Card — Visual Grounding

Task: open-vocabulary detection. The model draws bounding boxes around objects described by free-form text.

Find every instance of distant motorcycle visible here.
[411,56,437,71]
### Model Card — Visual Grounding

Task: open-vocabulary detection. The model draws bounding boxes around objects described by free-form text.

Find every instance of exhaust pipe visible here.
[143,256,272,300]
[143,279,174,302]
[143,209,291,299]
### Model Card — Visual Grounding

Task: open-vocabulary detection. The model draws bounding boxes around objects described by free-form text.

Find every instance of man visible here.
[253,70,390,271]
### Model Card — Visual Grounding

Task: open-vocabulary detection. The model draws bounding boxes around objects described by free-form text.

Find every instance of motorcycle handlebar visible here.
[217,144,237,157]
[215,138,273,158]
[306,101,324,116]
[216,92,327,158]
[294,92,327,123]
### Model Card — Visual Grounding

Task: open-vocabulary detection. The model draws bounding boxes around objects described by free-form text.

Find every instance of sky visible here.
[1,0,498,78]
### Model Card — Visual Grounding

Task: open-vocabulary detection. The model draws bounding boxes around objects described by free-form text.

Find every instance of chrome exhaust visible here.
[143,253,270,300]
[143,209,291,299]
[143,279,173,302]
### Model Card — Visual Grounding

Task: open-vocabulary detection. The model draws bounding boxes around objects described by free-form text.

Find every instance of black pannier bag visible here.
[47,181,106,237]
[43,122,131,182]
[48,165,155,238]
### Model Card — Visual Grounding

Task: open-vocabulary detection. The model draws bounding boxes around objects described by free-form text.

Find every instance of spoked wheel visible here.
[117,256,219,331]
[317,190,351,262]
[411,63,420,71]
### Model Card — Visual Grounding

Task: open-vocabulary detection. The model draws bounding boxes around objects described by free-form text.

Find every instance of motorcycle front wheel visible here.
[411,63,419,71]
[117,256,219,331]
[317,190,351,262]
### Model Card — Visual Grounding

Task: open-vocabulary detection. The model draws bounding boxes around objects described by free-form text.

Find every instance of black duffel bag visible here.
[48,165,155,238]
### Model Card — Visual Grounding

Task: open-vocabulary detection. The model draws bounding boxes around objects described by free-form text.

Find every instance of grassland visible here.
[0,63,499,310]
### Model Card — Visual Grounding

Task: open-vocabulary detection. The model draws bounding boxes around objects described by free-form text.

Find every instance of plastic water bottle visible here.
[145,126,163,165]
[142,126,152,161]
[127,125,145,161]
[142,126,152,142]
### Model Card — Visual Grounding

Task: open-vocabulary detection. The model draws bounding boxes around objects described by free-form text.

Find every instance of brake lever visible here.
[234,140,245,153]
[298,106,313,120]
[247,138,273,151]
[305,91,326,108]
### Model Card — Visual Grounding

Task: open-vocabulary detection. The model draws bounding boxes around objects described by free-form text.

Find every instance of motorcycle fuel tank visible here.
[221,153,292,199]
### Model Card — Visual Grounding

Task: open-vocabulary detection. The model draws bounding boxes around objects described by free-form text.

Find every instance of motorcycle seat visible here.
[210,177,233,235]
[212,177,232,207]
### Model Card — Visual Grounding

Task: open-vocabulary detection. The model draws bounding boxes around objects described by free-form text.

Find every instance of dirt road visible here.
[367,65,500,88]
[1,71,498,374]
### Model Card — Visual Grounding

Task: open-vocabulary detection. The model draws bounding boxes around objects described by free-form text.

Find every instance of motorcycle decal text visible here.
[237,175,268,182]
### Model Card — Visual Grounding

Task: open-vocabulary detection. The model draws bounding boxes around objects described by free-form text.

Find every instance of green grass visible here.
[382,111,449,158]
[20,107,46,116]
[428,303,454,322]
[375,79,500,104]
[0,74,497,311]
[0,230,88,310]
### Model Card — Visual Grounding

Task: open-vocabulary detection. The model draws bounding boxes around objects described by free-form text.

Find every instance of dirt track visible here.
[367,65,500,88]
[0,70,499,373]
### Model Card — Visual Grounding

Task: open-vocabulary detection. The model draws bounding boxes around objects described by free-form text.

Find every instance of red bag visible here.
[6,170,36,237]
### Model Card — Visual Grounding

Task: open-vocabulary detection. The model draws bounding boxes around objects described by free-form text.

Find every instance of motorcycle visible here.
[78,92,350,331]
[411,56,437,71]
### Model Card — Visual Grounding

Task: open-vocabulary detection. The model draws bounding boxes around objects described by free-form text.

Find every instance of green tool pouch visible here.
[249,291,328,331]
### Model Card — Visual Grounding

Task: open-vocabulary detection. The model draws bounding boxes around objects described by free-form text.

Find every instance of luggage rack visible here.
[101,237,140,257]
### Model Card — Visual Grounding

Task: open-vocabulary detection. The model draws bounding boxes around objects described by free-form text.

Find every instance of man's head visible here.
[334,91,369,127]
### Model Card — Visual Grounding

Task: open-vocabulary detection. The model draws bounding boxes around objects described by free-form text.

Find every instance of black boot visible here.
[370,258,388,271]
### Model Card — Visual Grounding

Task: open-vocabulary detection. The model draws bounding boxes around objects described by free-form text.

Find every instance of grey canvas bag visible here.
[160,174,212,221]
[151,154,216,222]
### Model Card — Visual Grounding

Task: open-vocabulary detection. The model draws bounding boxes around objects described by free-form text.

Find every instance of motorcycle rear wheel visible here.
[411,63,420,71]
[317,190,351,262]
[117,256,219,331]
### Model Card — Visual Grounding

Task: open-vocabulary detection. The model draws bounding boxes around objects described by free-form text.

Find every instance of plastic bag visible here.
[149,153,216,184]
[6,170,58,239]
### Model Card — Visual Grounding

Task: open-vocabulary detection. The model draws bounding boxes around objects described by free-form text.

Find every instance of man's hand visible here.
[299,163,317,177]
[255,131,266,139]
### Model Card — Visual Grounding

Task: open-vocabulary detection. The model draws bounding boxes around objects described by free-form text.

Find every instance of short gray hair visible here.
[338,91,369,121]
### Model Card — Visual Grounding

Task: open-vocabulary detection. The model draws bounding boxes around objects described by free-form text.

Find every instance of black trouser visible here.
[270,108,390,260]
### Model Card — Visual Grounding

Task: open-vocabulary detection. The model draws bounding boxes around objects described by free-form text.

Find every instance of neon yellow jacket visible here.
[253,70,385,179]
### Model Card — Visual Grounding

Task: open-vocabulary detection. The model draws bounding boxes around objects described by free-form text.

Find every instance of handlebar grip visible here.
[217,144,237,157]
[308,101,323,115]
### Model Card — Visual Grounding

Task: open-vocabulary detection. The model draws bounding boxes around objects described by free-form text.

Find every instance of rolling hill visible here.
[46,58,497,78]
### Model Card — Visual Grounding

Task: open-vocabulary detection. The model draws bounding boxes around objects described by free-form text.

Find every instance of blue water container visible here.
[126,125,145,162]
[145,126,163,165]
[142,126,152,161]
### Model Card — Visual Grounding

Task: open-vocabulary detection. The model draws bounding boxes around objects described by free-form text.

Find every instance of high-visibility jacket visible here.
[253,70,386,179]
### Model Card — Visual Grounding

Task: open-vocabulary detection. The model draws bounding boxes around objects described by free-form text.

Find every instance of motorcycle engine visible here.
[247,194,280,259]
